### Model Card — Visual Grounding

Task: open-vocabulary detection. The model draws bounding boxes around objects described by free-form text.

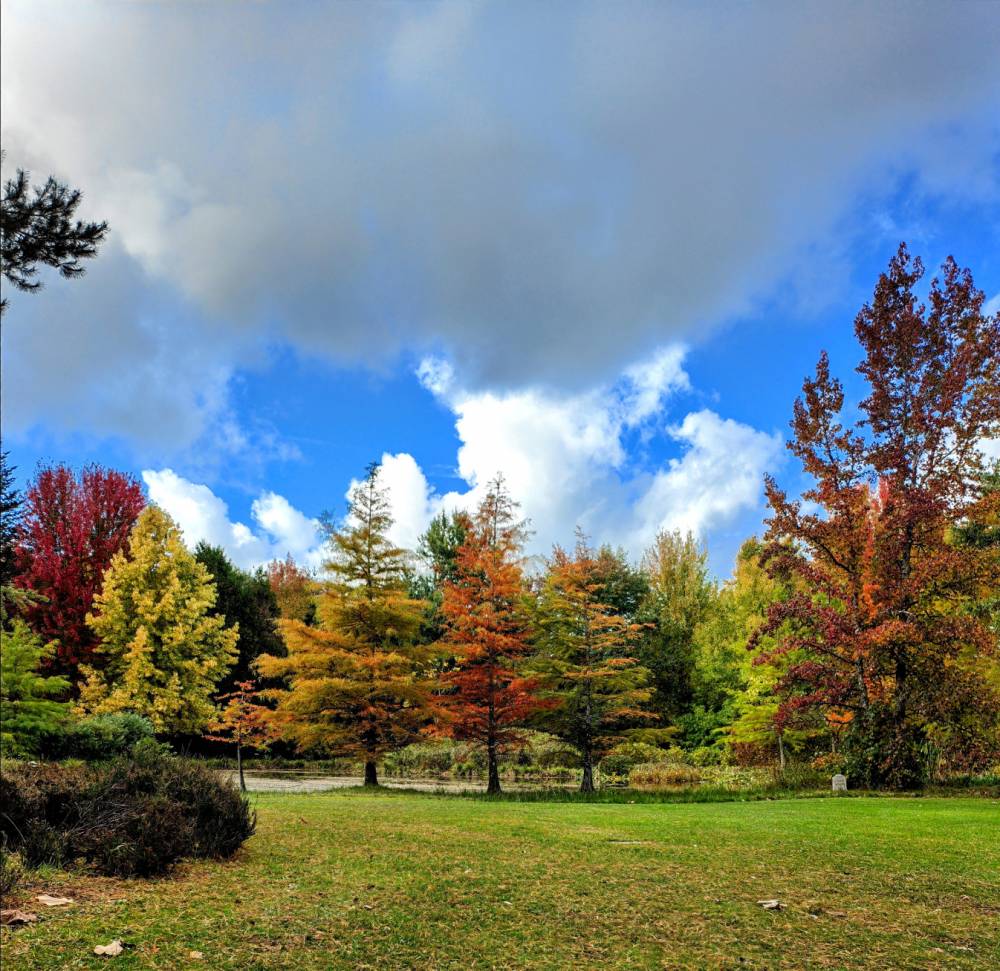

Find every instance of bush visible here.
[690,745,722,767]
[0,842,25,904]
[629,762,702,787]
[54,713,156,761]
[383,740,456,777]
[599,742,667,780]
[0,747,255,877]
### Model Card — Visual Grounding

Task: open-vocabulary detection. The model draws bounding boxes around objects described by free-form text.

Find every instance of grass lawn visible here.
[3,791,998,969]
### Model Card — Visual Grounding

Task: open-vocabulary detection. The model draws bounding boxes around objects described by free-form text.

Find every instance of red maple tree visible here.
[15,464,145,680]
[438,477,546,794]
[755,245,1000,787]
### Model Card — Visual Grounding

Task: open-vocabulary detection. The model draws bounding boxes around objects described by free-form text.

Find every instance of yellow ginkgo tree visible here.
[79,505,238,734]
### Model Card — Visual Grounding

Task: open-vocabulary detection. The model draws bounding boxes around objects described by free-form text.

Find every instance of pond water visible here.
[221,771,577,794]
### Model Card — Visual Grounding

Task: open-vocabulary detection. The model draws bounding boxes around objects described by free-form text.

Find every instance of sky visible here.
[2,0,999,577]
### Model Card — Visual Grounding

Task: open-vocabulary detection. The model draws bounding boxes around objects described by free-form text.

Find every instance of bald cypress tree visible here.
[258,463,439,785]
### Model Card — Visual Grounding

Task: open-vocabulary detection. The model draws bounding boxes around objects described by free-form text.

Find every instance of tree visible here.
[438,477,544,795]
[0,451,22,590]
[0,620,71,757]
[195,544,284,693]
[757,245,1000,788]
[1,158,108,315]
[78,506,238,734]
[408,510,469,643]
[257,464,438,786]
[637,530,715,722]
[15,463,145,679]
[532,533,655,791]
[266,554,317,625]
[205,680,273,792]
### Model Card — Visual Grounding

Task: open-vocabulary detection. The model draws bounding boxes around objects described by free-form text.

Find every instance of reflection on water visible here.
[222,771,577,794]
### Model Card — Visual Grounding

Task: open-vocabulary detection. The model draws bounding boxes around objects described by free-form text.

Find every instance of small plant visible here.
[629,762,703,788]
[0,841,25,904]
[599,742,667,781]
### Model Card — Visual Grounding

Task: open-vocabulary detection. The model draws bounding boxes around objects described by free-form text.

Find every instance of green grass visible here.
[3,791,998,969]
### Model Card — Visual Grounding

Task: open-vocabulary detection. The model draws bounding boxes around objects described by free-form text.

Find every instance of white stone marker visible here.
[832,773,847,792]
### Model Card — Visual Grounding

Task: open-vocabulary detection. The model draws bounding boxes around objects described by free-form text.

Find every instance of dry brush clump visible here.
[0,743,255,878]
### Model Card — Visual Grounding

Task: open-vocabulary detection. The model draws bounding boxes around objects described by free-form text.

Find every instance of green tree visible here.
[195,543,284,693]
[0,451,22,590]
[78,506,238,734]
[0,620,70,756]
[258,463,439,786]
[637,530,715,722]
[532,533,655,792]
[408,510,468,642]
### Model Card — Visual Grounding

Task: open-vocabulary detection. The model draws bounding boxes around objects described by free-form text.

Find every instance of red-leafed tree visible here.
[755,245,1000,788]
[439,477,546,794]
[15,464,145,680]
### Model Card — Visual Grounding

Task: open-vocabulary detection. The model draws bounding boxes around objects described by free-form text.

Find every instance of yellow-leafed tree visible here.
[257,463,439,786]
[79,505,238,733]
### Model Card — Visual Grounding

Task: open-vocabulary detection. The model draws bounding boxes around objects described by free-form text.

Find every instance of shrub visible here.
[0,747,255,877]
[383,740,456,777]
[599,742,667,779]
[690,745,722,767]
[0,842,25,904]
[811,752,846,774]
[54,712,156,761]
[629,762,702,787]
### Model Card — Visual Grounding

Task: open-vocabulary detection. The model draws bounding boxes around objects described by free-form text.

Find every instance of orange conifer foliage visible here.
[205,680,273,792]
[438,477,545,795]
[257,464,440,786]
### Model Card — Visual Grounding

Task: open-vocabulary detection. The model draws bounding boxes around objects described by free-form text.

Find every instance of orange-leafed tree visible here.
[205,680,273,792]
[257,463,438,786]
[755,245,1000,788]
[439,477,544,795]
[532,532,656,791]
[266,554,317,625]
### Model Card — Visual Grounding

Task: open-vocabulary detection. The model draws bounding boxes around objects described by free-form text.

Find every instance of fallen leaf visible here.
[94,940,126,957]
[37,894,73,907]
[757,899,783,910]
[189,951,204,960]
[1,910,38,926]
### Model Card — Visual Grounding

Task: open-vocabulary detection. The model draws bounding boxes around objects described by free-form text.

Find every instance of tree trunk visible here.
[364,760,379,787]
[486,740,502,795]
[237,741,246,792]
[580,744,595,793]
[777,733,786,772]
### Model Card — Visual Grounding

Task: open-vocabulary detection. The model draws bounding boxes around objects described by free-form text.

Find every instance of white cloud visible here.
[142,469,326,571]
[984,292,1000,318]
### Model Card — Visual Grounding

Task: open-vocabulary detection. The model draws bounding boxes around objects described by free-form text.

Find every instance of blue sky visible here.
[3,1,999,576]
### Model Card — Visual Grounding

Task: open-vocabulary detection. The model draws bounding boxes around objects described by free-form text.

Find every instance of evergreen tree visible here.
[195,543,284,692]
[1,157,108,315]
[532,533,655,792]
[0,451,22,590]
[637,530,715,721]
[1,620,71,756]
[78,506,238,734]
[257,463,438,786]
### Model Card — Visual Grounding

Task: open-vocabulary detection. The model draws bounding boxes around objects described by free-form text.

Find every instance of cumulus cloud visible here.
[3,1,999,448]
[142,469,326,571]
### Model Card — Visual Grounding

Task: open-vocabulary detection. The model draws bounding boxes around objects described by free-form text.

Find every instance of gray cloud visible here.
[2,0,999,444]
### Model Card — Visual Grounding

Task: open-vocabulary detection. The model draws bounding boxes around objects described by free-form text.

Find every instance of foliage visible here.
[437,476,544,794]
[14,463,144,678]
[532,532,655,791]
[757,245,1000,789]
[0,620,70,757]
[205,680,273,790]
[0,842,24,903]
[258,463,438,785]
[598,741,667,779]
[265,554,317,625]
[78,506,238,733]
[0,746,255,877]
[638,530,715,720]
[52,712,155,761]
[0,158,108,315]
[195,543,284,692]
[0,451,21,588]
[629,761,703,787]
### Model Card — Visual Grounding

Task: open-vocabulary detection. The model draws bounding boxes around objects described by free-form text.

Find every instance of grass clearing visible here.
[3,791,998,969]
